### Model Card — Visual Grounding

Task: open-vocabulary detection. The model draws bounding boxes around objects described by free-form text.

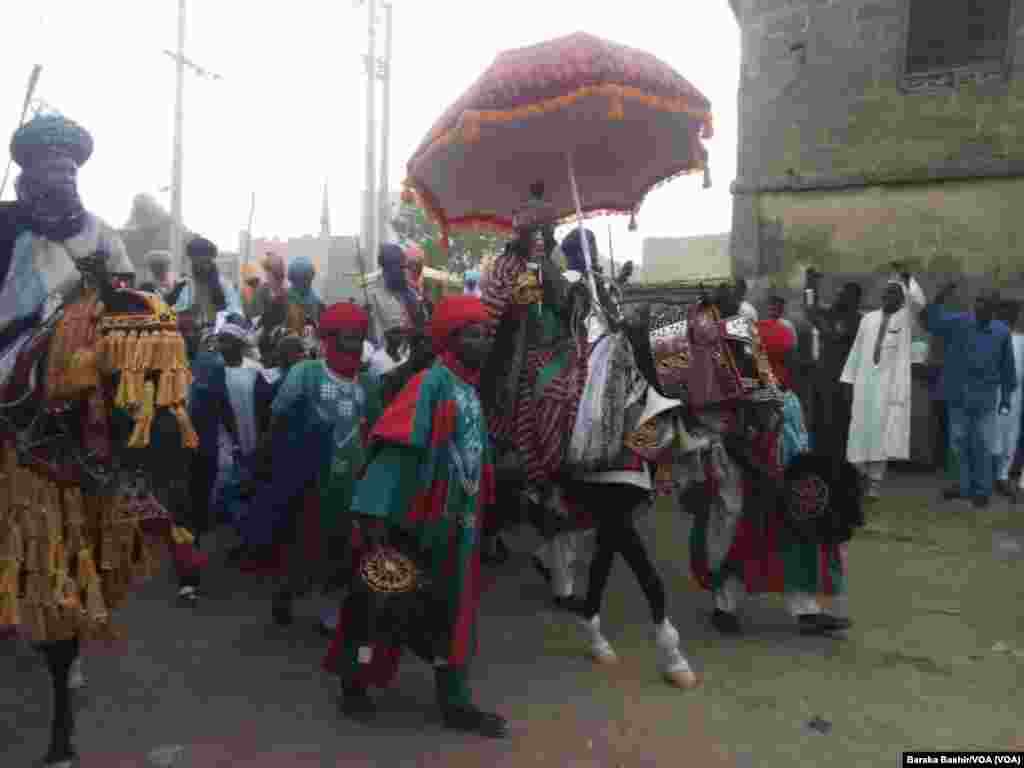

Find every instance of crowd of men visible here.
[733,273,1023,508]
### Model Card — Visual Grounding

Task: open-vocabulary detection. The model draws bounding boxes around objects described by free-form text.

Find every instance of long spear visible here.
[0,64,43,200]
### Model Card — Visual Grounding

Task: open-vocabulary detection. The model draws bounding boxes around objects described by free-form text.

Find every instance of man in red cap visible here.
[323,295,509,738]
[247,300,383,627]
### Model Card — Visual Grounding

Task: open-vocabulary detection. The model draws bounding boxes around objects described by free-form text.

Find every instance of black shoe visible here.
[176,585,200,604]
[798,613,851,635]
[272,592,294,626]
[43,747,77,768]
[341,685,376,722]
[972,496,990,509]
[711,609,742,636]
[531,555,552,585]
[943,486,965,500]
[995,480,1012,498]
[553,595,586,614]
[442,704,510,738]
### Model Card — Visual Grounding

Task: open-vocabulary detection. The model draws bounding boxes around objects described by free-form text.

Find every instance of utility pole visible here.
[164,0,223,278]
[245,191,256,264]
[363,0,378,276]
[378,2,393,248]
[170,0,186,278]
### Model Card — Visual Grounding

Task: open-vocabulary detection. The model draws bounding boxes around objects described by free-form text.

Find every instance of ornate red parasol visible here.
[403,31,714,246]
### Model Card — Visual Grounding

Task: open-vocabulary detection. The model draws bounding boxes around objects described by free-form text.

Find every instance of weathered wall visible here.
[735,0,1024,183]
[641,233,732,283]
[730,0,1024,294]
[758,177,1024,285]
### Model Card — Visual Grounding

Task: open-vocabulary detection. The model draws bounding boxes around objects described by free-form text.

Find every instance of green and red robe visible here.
[322,360,496,689]
[689,425,846,600]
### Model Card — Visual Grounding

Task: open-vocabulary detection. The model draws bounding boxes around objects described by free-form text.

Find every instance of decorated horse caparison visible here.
[1,113,197,768]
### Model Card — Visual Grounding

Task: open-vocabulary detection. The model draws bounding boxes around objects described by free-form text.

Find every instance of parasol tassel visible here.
[608,91,625,121]
[458,111,481,144]
[703,164,712,189]
[628,212,638,232]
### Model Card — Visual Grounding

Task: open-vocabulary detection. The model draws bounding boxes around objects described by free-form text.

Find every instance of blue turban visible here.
[287,256,321,313]
[378,242,421,326]
[561,228,598,274]
[11,114,93,241]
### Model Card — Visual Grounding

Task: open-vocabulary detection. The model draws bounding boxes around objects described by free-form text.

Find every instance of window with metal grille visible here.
[905,0,1012,74]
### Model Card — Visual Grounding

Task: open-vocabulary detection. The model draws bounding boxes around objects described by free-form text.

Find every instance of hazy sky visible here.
[0,1,740,268]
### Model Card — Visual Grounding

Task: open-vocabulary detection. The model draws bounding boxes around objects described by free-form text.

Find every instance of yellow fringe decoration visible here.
[458,110,481,143]
[77,547,108,622]
[172,405,199,450]
[127,380,157,449]
[170,526,194,546]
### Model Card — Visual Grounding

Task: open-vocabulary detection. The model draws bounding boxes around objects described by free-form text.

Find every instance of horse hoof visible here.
[589,649,619,665]
[664,667,700,690]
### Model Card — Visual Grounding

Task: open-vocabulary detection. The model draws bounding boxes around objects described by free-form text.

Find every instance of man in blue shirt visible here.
[922,283,1016,508]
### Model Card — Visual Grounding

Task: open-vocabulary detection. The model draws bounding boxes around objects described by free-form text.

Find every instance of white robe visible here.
[840,279,925,464]
[994,333,1024,478]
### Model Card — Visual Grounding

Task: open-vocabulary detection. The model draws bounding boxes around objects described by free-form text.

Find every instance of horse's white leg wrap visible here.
[578,614,617,664]
[548,531,578,598]
[713,575,743,615]
[654,619,698,689]
[67,657,86,690]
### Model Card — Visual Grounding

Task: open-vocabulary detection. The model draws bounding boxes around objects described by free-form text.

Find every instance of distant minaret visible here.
[318,180,330,298]
[320,179,331,238]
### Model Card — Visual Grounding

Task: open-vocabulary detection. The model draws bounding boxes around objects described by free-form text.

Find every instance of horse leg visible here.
[38,636,80,766]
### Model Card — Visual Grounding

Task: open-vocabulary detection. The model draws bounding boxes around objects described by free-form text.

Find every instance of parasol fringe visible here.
[458,111,481,143]
[608,91,624,120]
[410,83,712,170]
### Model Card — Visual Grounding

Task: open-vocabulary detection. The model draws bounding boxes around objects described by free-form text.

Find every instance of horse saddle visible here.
[648,307,777,411]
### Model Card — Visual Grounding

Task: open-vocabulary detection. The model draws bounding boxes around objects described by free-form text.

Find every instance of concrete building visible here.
[641,233,732,283]
[728,0,1023,306]
[241,233,367,305]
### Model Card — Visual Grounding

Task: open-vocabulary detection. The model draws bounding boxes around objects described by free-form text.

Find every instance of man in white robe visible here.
[840,274,926,498]
[990,302,1024,495]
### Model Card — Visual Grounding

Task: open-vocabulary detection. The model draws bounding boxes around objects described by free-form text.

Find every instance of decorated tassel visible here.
[0,565,19,626]
[629,212,638,232]
[155,372,172,409]
[458,110,481,143]
[703,164,712,189]
[114,370,131,409]
[108,330,125,371]
[171,526,194,546]
[127,381,157,448]
[608,91,625,120]
[159,331,176,371]
[76,548,109,622]
[172,404,200,450]
[130,331,147,371]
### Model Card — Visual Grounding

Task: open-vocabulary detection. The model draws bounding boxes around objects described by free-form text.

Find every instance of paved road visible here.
[4,469,1023,766]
